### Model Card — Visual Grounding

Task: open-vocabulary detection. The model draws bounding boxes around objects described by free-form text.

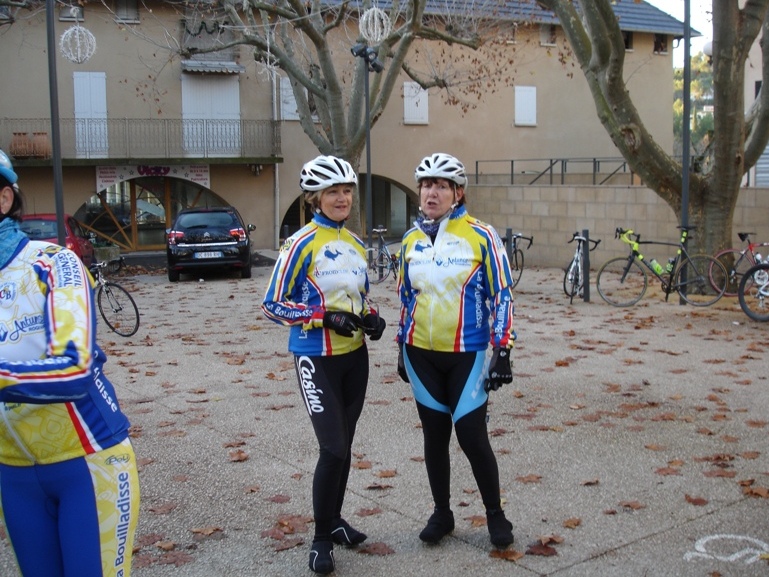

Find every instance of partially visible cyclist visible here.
[397,152,516,549]
[0,149,140,577]
[261,155,386,574]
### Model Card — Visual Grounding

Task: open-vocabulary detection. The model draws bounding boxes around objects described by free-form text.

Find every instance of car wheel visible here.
[241,261,252,279]
[168,268,180,282]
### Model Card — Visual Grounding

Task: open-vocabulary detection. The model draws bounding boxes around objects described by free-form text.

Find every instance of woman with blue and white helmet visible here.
[0,149,140,576]
[262,155,386,574]
[396,152,516,549]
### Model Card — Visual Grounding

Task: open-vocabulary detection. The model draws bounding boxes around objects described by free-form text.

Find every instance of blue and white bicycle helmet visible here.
[300,155,357,192]
[0,149,18,185]
[414,153,467,188]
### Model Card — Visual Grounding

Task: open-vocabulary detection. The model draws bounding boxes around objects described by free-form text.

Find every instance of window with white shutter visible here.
[403,82,428,125]
[514,86,537,127]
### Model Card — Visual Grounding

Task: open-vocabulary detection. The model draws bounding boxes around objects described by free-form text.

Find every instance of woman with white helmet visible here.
[262,155,386,574]
[0,149,140,576]
[396,152,516,548]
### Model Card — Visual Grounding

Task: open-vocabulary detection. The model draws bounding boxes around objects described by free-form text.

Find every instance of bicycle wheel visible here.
[675,255,726,306]
[510,249,524,288]
[711,249,753,297]
[596,256,647,307]
[366,248,391,284]
[97,282,140,337]
[563,257,580,297]
[738,263,769,321]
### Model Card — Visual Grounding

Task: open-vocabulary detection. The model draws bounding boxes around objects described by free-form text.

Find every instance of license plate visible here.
[194,251,223,259]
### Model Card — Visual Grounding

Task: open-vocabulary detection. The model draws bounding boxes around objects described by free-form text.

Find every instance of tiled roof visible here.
[363,0,699,38]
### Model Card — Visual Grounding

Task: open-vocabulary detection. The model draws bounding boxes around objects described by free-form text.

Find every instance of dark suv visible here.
[166,207,256,282]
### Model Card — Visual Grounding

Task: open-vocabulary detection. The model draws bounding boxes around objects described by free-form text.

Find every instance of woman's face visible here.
[419,178,463,221]
[0,186,14,218]
[318,184,354,222]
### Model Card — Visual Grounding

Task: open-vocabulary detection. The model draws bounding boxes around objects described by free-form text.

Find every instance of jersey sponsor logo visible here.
[296,356,324,414]
[106,453,131,465]
[474,270,485,328]
[53,250,85,288]
[2,313,45,343]
[493,294,511,336]
[323,247,343,260]
[0,281,17,307]
[114,471,133,572]
[94,365,120,412]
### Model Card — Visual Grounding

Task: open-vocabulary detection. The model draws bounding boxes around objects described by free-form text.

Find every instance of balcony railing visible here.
[1,118,281,161]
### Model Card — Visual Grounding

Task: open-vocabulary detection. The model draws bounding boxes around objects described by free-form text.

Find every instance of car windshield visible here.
[177,212,235,229]
[20,219,58,239]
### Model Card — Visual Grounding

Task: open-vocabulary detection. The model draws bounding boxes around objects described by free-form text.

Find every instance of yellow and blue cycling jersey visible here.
[0,239,131,466]
[261,212,375,356]
[397,206,515,352]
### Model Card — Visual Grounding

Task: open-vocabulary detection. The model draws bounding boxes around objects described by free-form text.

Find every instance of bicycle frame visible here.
[623,227,717,299]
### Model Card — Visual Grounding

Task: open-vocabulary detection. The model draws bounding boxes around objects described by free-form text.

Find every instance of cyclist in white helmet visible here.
[262,154,386,574]
[0,149,140,576]
[396,152,516,549]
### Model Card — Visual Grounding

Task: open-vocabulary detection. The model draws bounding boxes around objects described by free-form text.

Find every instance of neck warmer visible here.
[0,218,27,269]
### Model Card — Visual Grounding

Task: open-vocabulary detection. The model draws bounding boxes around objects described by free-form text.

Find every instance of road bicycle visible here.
[563,232,601,303]
[366,227,400,284]
[738,261,769,321]
[89,260,140,337]
[596,226,728,307]
[709,232,769,297]
[503,232,533,288]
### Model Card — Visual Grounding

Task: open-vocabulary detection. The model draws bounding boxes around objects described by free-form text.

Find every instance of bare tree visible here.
[179,0,527,232]
[538,0,769,255]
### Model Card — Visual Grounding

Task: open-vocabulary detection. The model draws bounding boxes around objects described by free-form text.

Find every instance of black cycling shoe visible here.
[487,509,514,548]
[419,509,455,544]
[308,540,335,574]
[331,518,367,546]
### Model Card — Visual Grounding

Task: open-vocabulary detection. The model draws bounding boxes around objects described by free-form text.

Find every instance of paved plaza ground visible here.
[1,261,767,576]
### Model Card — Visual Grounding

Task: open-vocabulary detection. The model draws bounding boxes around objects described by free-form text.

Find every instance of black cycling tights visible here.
[294,345,368,541]
[417,402,502,512]
[406,346,502,513]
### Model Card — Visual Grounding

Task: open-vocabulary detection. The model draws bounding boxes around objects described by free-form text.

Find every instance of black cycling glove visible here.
[361,313,386,341]
[485,347,513,392]
[323,311,361,337]
[397,346,409,383]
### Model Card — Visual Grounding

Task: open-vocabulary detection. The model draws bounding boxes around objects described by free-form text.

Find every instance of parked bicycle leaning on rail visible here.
[366,226,400,284]
[596,226,728,307]
[502,232,533,288]
[709,232,769,297]
[89,260,140,337]
[738,261,769,321]
[564,231,601,303]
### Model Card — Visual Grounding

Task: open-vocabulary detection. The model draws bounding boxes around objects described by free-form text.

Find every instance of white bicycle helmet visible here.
[0,149,18,185]
[414,153,467,188]
[300,155,357,192]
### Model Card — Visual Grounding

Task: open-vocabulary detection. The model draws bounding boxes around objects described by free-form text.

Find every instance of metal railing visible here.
[1,118,281,160]
[473,157,635,185]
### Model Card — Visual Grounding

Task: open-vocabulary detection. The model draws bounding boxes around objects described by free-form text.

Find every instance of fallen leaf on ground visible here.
[357,542,395,555]
[490,548,525,561]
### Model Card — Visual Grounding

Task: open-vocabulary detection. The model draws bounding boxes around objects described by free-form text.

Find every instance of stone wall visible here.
[470,185,769,270]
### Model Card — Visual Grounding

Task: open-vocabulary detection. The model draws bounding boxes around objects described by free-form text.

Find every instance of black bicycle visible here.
[564,232,601,303]
[366,227,400,284]
[89,261,140,337]
[504,233,533,288]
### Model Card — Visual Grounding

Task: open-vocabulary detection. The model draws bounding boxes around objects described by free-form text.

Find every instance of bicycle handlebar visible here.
[505,233,533,250]
[569,232,601,250]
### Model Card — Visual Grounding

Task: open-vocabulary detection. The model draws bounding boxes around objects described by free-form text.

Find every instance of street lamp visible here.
[351,43,384,249]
